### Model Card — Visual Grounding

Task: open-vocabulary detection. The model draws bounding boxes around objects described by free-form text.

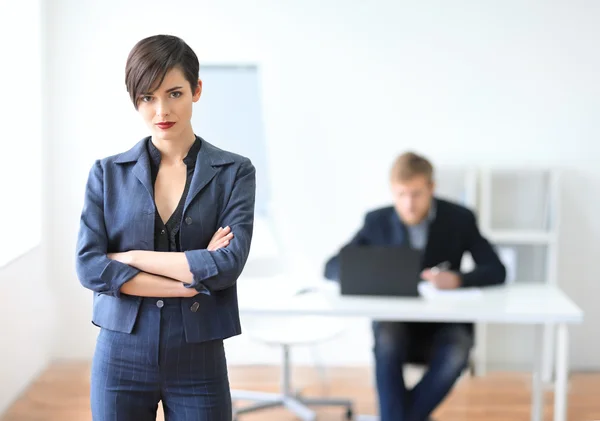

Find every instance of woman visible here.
[76,34,256,421]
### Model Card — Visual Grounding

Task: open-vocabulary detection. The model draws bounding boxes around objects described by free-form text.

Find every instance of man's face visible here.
[391,175,434,225]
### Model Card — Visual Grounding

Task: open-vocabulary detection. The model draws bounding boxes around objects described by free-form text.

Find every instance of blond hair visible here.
[390,152,434,183]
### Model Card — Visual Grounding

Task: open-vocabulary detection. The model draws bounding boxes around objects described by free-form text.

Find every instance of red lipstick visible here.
[156,122,175,130]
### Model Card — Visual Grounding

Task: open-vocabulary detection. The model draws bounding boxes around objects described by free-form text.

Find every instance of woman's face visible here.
[137,67,202,142]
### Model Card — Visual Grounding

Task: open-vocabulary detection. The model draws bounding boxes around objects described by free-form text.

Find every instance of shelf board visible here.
[485,230,557,245]
[507,279,549,285]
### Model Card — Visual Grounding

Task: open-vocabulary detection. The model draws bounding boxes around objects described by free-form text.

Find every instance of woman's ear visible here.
[193,79,202,102]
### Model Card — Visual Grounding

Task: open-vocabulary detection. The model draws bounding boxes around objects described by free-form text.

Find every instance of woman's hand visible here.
[207,226,234,251]
[106,224,233,264]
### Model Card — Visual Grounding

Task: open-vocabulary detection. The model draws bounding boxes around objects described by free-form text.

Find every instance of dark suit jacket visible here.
[325,198,505,290]
[76,137,256,343]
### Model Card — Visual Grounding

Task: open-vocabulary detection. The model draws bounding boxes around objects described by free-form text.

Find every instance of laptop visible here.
[339,245,422,297]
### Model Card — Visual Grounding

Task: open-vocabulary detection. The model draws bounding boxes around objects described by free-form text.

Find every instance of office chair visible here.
[231,292,354,421]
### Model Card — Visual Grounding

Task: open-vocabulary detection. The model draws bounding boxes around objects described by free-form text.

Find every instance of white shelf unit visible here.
[435,167,560,378]
[434,166,478,211]
[435,167,488,377]
[479,168,560,380]
[485,230,557,245]
[479,168,560,287]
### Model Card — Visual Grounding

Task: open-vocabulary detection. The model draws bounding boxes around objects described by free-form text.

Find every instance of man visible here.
[324,152,506,421]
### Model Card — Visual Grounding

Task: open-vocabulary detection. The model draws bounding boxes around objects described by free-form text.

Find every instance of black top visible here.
[147,136,202,252]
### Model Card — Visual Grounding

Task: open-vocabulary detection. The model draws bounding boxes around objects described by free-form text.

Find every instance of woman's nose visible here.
[155,101,170,118]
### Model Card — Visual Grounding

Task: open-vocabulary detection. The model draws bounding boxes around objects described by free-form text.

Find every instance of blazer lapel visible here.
[422,202,445,267]
[114,137,154,202]
[389,209,410,246]
[183,138,234,213]
[184,149,218,212]
[131,151,154,200]
[115,137,235,213]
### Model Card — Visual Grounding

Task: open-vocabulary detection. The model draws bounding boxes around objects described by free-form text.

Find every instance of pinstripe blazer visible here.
[75,136,256,342]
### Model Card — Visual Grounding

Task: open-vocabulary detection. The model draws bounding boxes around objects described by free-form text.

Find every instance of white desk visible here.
[237,281,583,421]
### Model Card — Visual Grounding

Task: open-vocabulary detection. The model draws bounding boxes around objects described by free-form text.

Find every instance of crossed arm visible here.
[76,158,256,299]
[111,227,233,298]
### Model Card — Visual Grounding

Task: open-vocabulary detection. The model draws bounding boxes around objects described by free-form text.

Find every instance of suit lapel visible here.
[131,150,154,200]
[114,138,154,202]
[116,136,234,213]
[389,203,441,268]
[184,148,218,213]
[389,209,410,246]
[422,204,444,267]
[183,138,234,213]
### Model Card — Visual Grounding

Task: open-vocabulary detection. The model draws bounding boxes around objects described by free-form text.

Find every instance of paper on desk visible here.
[418,281,482,300]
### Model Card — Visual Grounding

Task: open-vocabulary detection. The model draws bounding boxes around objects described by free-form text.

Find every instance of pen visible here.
[430,261,450,275]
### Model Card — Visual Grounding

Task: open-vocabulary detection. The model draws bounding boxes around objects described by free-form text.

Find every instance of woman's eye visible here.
[141,95,153,102]
[170,91,182,98]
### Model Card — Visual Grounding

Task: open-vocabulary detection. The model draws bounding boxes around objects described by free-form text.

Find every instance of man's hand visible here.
[421,268,462,290]
[207,226,234,251]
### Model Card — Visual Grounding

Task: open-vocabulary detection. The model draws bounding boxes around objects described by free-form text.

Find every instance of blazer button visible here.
[185,216,193,225]
[191,302,200,312]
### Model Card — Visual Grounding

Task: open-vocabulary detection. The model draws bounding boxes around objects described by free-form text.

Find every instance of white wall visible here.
[45,0,600,370]
[0,0,52,415]
[0,248,53,415]
[0,0,42,267]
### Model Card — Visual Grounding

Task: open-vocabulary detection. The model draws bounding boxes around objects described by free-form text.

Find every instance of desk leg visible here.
[474,322,488,376]
[553,324,569,421]
[531,324,544,421]
[542,322,555,383]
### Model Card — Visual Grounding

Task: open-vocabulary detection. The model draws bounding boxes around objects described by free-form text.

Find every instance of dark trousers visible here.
[373,321,473,421]
[91,297,232,421]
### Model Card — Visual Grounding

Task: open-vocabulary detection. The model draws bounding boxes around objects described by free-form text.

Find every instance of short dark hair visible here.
[390,151,434,183]
[125,34,199,110]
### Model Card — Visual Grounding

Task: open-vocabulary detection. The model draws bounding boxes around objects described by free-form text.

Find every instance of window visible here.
[193,65,270,217]
[192,65,279,265]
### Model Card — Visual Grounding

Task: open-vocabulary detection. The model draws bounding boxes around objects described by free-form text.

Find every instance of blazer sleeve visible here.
[75,161,141,297]
[460,210,506,288]
[324,213,372,281]
[183,158,256,292]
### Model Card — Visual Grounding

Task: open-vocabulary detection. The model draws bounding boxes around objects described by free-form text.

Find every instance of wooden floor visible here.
[2,362,599,421]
